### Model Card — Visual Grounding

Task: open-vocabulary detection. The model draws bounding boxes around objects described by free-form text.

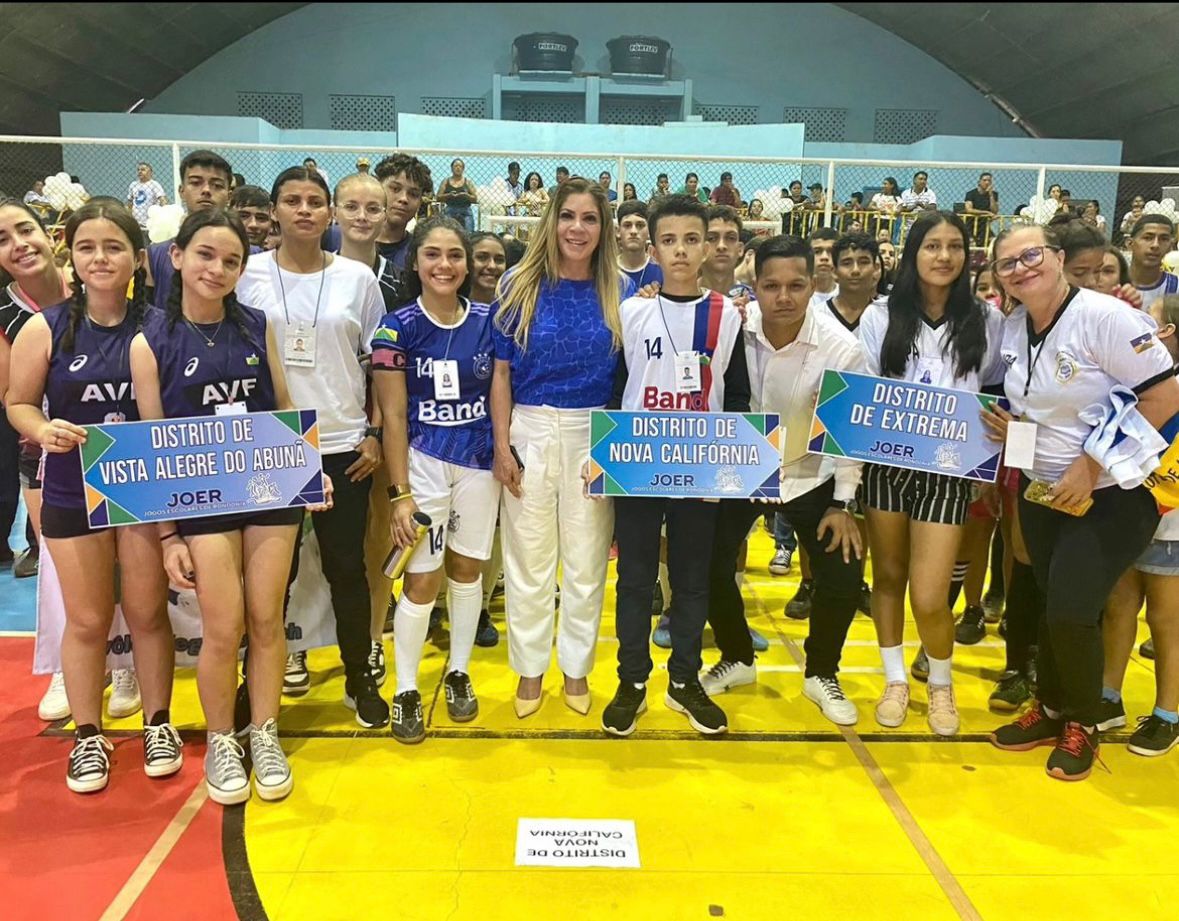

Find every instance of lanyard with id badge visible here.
[275,251,327,368]
[657,295,703,394]
[431,299,468,401]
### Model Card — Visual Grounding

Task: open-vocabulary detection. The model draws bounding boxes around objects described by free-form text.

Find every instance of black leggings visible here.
[1018,477,1159,725]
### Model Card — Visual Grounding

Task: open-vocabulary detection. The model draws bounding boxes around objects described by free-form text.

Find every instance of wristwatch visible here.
[387,484,411,500]
[365,425,383,440]
[830,498,858,515]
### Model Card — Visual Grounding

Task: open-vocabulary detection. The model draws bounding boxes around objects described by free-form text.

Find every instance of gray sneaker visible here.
[205,731,250,805]
[249,718,293,802]
[444,671,479,722]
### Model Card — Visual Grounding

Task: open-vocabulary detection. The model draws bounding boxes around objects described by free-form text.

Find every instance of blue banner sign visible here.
[808,370,1002,482]
[587,411,782,499]
[79,410,325,527]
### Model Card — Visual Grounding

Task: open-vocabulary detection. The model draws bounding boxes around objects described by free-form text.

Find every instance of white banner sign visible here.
[515,818,640,869]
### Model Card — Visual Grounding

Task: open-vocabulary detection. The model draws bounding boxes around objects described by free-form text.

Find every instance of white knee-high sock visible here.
[879,645,906,684]
[394,595,434,694]
[447,576,483,675]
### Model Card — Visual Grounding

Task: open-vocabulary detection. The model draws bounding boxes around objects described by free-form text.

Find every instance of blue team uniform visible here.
[371,298,494,470]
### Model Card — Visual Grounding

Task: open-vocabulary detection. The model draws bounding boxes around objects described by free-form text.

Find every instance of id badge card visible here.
[215,402,247,416]
[915,356,943,387]
[433,359,460,400]
[284,324,316,368]
[674,351,702,393]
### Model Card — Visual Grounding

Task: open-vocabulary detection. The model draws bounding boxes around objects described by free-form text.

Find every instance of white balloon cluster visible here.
[42,172,88,212]
[475,177,518,215]
[1018,195,1060,224]
[1142,198,1178,226]
[748,187,793,220]
[145,204,184,244]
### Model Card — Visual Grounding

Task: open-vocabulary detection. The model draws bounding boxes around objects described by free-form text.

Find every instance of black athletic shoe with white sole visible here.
[391,690,425,744]
[143,713,183,778]
[344,673,391,729]
[602,682,647,736]
[68,726,114,794]
[368,641,386,687]
[666,680,728,735]
[1128,714,1179,757]
[444,670,479,722]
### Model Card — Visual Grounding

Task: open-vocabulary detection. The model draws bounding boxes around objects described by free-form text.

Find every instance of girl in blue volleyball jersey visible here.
[372,216,499,743]
[7,202,176,795]
[130,209,330,805]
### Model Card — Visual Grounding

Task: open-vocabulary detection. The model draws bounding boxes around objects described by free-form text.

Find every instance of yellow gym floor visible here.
[75,532,1179,920]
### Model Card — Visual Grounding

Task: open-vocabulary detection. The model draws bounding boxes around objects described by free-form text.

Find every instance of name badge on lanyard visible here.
[674,351,702,393]
[284,322,316,368]
[215,402,247,416]
[433,359,460,400]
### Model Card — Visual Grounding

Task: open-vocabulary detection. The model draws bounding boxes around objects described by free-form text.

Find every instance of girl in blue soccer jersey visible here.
[131,209,327,805]
[372,216,500,743]
[6,202,176,795]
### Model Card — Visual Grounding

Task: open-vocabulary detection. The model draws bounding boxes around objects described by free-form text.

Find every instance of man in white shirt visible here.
[807,227,840,309]
[126,162,167,228]
[899,170,937,213]
[701,234,867,726]
[1128,214,1179,309]
[23,180,51,208]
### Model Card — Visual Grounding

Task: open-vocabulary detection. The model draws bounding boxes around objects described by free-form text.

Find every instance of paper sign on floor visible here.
[515,818,640,868]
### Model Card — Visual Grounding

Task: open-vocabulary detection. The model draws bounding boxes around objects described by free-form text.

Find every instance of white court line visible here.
[0,630,35,637]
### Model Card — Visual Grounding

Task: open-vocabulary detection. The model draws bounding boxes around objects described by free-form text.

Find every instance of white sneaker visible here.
[108,668,142,719]
[803,674,859,726]
[769,547,792,576]
[39,672,71,721]
[699,659,756,696]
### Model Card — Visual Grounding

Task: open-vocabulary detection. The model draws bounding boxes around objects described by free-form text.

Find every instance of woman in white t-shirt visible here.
[237,167,388,730]
[858,212,1004,738]
[985,224,1179,780]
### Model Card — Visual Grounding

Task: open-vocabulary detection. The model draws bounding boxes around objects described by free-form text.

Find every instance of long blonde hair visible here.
[495,177,622,351]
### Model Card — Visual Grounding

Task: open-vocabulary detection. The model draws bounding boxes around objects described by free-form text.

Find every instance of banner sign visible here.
[587,411,782,499]
[79,410,325,527]
[808,371,1002,482]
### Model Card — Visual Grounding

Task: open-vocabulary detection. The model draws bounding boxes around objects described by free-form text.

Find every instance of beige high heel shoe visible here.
[515,678,544,719]
[563,677,591,715]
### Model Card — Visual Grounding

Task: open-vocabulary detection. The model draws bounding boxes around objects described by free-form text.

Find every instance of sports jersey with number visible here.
[1001,286,1174,488]
[858,298,1006,392]
[371,298,494,470]
[42,302,145,509]
[615,290,746,412]
[142,306,276,417]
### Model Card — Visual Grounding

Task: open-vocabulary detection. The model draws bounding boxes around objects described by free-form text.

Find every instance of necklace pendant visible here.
[207,340,216,348]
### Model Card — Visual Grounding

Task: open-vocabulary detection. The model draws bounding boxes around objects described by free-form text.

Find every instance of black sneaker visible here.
[666,679,728,735]
[991,701,1063,751]
[910,646,929,683]
[602,682,647,736]
[786,580,814,620]
[233,681,251,739]
[954,605,987,645]
[143,714,183,778]
[1140,637,1156,660]
[428,607,448,647]
[67,726,113,794]
[988,670,1032,712]
[283,651,310,696]
[1095,697,1126,731]
[369,640,386,687]
[391,690,425,744]
[1128,714,1179,757]
[998,615,1007,639]
[858,581,872,617]
[982,587,1004,623]
[651,581,665,616]
[444,671,479,721]
[1046,722,1100,781]
[475,609,499,647]
[345,673,391,729]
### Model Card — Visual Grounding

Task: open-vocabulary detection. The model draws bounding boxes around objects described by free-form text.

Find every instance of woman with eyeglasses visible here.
[983,224,1179,780]
[858,211,1005,737]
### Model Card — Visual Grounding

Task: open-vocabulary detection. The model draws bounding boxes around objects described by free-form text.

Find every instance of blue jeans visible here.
[773,512,797,553]
[445,206,475,233]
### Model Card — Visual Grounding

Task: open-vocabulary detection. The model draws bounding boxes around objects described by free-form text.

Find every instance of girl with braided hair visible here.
[6,200,177,795]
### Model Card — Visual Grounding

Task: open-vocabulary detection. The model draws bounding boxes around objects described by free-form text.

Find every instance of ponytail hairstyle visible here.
[62,200,147,353]
[881,211,985,380]
[165,208,253,342]
[399,215,473,305]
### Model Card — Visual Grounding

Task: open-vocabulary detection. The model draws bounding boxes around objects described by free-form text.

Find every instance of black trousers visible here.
[615,498,717,684]
[709,480,862,676]
[304,452,373,681]
[1018,477,1159,726]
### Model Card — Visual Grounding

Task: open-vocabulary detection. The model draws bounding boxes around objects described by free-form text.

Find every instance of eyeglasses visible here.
[991,245,1060,277]
[338,202,386,218]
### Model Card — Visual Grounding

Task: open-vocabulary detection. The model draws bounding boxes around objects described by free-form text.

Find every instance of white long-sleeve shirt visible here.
[745,303,868,503]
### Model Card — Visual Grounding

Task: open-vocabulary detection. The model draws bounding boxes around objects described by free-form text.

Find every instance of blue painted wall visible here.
[142,2,1025,142]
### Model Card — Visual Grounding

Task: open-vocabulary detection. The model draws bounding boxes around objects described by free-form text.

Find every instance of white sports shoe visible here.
[108,668,142,719]
[803,674,859,726]
[39,672,71,721]
[699,659,756,696]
